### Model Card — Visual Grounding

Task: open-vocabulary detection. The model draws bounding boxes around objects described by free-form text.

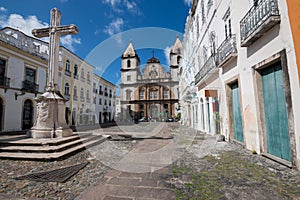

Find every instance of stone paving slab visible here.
[78,168,175,200]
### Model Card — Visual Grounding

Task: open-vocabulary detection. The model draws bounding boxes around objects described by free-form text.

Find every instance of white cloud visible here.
[103,18,124,36]
[102,0,141,14]
[0,7,7,12]
[0,14,48,36]
[0,13,81,52]
[184,0,193,6]
[164,46,172,66]
[61,35,81,52]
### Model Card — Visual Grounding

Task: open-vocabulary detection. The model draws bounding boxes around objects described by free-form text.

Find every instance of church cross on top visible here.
[32,8,78,92]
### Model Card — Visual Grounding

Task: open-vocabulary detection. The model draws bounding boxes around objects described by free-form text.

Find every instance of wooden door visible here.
[262,62,291,161]
[231,82,244,142]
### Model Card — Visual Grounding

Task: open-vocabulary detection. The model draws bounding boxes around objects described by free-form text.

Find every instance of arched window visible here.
[80,88,84,101]
[87,71,91,84]
[65,60,70,72]
[81,69,85,81]
[73,85,77,97]
[150,90,158,99]
[126,89,132,100]
[177,56,181,64]
[74,64,78,78]
[64,83,70,95]
[210,32,216,55]
[127,60,131,68]
[163,89,169,99]
[139,90,144,99]
[86,90,90,100]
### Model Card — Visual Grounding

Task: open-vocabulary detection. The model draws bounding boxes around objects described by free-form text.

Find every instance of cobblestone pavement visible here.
[0,123,300,199]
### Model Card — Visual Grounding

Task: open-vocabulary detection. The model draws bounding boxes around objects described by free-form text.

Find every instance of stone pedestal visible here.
[27,91,73,139]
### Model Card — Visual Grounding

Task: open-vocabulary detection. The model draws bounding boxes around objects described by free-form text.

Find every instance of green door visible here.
[262,63,291,161]
[231,82,244,142]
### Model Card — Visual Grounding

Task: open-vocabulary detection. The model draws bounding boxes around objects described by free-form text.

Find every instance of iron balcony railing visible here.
[240,0,280,46]
[195,55,216,85]
[73,95,78,101]
[64,94,70,100]
[218,34,237,67]
[22,80,39,93]
[65,70,71,77]
[80,96,85,102]
[0,76,10,88]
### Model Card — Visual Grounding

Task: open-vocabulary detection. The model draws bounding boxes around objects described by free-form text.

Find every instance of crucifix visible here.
[32,8,78,92]
[28,8,76,139]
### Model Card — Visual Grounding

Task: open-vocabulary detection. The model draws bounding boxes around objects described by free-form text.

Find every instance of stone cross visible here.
[28,8,75,139]
[32,8,78,92]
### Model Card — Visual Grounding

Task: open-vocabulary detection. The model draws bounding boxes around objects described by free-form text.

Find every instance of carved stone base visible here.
[27,91,73,139]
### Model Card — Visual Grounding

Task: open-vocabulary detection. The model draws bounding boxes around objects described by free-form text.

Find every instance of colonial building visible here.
[93,74,117,124]
[120,39,181,121]
[0,27,48,132]
[0,27,117,132]
[60,47,94,126]
[180,0,300,169]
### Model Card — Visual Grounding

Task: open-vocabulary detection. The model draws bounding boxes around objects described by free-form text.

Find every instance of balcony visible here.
[195,55,216,85]
[240,0,280,47]
[22,80,39,93]
[0,76,10,88]
[64,94,70,100]
[73,74,78,79]
[218,35,237,67]
[73,95,78,101]
[65,70,71,77]
[80,96,85,102]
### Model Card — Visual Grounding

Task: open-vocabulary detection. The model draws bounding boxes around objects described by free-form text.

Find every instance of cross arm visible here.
[32,24,78,38]
[57,24,78,35]
[32,28,50,38]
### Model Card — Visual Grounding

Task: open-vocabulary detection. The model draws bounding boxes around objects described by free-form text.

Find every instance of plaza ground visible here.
[0,123,300,199]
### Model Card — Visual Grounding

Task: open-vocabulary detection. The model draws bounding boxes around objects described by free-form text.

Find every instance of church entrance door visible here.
[150,105,158,119]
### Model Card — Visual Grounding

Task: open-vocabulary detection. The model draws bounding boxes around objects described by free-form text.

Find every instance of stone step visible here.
[0,134,101,153]
[0,135,106,160]
[0,133,92,147]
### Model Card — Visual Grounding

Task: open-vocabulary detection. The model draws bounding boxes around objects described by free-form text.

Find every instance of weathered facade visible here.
[120,40,181,121]
[93,74,116,124]
[0,27,116,132]
[180,0,300,169]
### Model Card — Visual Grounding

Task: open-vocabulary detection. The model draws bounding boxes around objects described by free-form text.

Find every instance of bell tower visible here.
[121,41,140,84]
[169,36,182,81]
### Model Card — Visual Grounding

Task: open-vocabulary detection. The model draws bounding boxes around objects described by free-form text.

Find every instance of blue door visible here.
[231,82,244,142]
[262,63,291,161]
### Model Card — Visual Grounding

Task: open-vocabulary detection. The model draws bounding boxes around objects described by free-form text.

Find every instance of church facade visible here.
[120,38,181,121]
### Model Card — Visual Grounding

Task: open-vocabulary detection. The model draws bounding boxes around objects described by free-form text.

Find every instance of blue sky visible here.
[0,0,192,84]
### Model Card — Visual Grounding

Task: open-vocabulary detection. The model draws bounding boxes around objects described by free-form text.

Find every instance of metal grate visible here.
[14,162,88,183]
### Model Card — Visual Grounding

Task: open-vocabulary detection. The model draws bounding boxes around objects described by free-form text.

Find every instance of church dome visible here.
[147,56,160,64]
